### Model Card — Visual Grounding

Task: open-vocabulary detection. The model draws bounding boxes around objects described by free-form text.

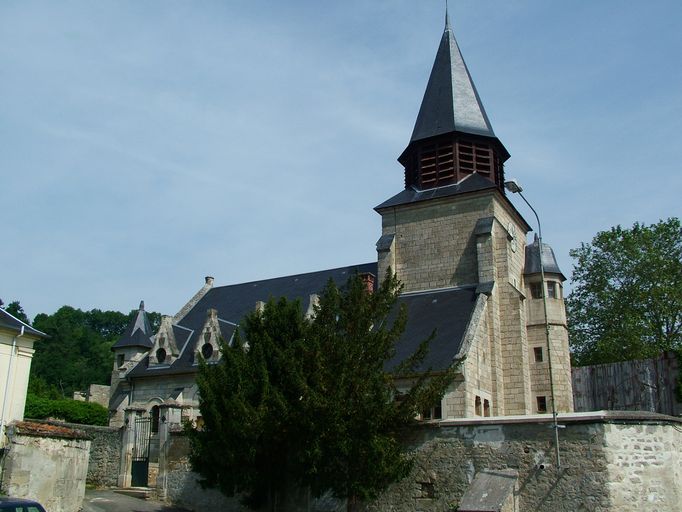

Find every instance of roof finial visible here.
[445,0,451,30]
[139,300,145,311]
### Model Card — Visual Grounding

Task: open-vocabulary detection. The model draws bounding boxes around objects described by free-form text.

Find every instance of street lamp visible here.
[504,179,562,470]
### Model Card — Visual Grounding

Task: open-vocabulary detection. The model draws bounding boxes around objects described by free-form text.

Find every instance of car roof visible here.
[0,496,44,505]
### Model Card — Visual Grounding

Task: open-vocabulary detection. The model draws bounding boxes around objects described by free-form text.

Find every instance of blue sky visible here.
[2,1,681,319]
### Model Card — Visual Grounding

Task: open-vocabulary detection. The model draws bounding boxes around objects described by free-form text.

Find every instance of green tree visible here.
[188,297,309,509]
[188,272,455,511]
[567,218,682,366]
[2,300,31,324]
[300,272,453,511]
[29,306,161,397]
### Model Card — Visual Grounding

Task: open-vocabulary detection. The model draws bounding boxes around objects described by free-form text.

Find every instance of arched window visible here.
[156,347,167,364]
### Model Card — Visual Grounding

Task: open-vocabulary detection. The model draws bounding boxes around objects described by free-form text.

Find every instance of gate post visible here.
[157,404,182,500]
[118,407,146,488]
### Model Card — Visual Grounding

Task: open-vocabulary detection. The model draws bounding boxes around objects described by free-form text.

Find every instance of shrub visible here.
[24,394,108,426]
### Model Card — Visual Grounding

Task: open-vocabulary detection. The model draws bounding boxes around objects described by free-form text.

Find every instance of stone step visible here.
[113,487,153,500]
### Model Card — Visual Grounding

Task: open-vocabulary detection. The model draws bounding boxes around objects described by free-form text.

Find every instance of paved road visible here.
[81,489,191,512]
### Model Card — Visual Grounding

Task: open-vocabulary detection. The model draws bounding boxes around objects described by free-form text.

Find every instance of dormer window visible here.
[156,347,167,364]
[201,343,214,360]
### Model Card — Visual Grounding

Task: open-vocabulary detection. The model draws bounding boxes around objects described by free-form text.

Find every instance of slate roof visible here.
[127,263,479,378]
[375,173,497,210]
[0,308,46,338]
[128,263,377,377]
[112,301,154,350]
[524,235,566,281]
[410,13,495,142]
[386,286,479,374]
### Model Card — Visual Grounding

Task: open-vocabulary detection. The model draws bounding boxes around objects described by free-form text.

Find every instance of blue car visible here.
[0,497,47,512]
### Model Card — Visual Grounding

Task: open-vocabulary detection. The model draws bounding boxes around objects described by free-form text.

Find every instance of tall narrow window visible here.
[533,347,544,363]
[536,396,547,414]
[475,396,482,416]
[483,399,491,417]
[530,282,543,299]
[547,281,558,299]
[151,405,160,433]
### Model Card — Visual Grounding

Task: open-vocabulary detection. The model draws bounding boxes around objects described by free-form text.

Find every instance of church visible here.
[108,14,574,431]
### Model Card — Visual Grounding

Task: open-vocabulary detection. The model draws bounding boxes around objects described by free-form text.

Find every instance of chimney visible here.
[305,294,320,319]
[205,276,214,286]
[360,272,376,294]
[255,301,265,314]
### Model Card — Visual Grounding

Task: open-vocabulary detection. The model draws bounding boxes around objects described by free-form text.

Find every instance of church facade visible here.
[109,16,573,432]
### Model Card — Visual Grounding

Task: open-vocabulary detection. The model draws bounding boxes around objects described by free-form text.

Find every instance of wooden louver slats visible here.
[415,138,498,189]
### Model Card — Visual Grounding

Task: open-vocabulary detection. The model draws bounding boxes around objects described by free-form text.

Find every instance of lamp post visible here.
[504,179,561,470]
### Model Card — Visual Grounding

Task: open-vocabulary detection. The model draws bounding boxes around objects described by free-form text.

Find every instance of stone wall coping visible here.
[9,421,92,440]
[41,419,121,433]
[438,410,682,427]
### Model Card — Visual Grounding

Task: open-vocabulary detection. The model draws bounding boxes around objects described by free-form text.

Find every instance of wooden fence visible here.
[572,351,681,416]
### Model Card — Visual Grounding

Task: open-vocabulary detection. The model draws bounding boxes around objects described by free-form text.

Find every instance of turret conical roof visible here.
[111,300,154,350]
[524,235,566,281]
[410,14,495,142]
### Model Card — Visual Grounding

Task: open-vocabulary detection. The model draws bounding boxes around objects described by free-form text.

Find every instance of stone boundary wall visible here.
[159,412,681,512]
[164,431,240,511]
[40,420,122,488]
[1,421,91,512]
[369,411,682,512]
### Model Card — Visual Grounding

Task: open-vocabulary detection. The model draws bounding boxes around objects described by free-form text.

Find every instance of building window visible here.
[117,354,125,368]
[483,399,491,417]
[151,405,160,433]
[536,396,547,414]
[530,282,543,299]
[547,281,558,299]
[201,343,214,359]
[533,347,544,363]
[475,396,482,416]
[421,402,443,420]
[156,347,167,364]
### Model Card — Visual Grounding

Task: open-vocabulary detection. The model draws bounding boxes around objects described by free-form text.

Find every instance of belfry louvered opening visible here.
[419,142,455,187]
[416,139,498,188]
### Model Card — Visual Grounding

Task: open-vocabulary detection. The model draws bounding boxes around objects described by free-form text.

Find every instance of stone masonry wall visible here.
[41,420,123,488]
[1,422,91,512]
[380,193,494,293]
[368,413,682,512]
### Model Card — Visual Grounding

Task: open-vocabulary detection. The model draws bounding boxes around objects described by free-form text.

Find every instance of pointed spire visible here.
[410,16,495,142]
[445,0,451,30]
[139,300,145,311]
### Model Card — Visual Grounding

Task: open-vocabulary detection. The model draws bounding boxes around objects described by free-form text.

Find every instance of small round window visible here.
[201,343,214,359]
[156,347,167,363]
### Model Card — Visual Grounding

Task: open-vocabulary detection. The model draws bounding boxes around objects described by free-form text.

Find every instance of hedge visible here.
[24,394,108,426]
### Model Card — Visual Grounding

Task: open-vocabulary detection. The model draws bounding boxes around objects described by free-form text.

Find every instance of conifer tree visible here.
[188,272,456,511]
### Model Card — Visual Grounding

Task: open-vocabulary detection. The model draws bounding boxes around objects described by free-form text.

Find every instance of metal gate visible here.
[131,416,152,487]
